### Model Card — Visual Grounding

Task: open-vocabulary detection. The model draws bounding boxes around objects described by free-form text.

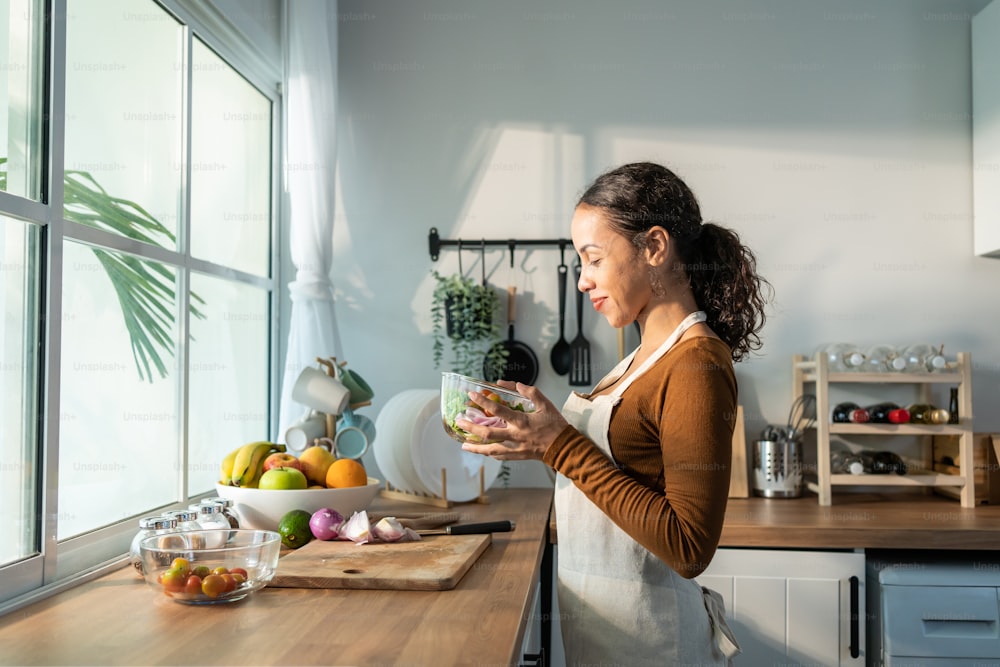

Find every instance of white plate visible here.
[373,390,421,493]
[374,389,436,494]
[410,391,501,502]
[394,390,437,495]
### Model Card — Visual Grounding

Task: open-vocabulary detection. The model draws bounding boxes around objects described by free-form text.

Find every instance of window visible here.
[0,0,46,580]
[0,0,278,604]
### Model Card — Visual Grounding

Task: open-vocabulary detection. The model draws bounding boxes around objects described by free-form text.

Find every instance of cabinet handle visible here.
[520,650,544,666]
[849,575,860,659]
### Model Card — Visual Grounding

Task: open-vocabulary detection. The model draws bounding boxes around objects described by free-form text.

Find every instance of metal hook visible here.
[457,238,463,275]
[508,239,516,268]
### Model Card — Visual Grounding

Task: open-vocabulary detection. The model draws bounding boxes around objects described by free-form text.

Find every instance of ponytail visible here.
[680,223,769,362]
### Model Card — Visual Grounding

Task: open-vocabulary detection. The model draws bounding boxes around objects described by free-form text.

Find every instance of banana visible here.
[218,445,243,485]
[230,441,286,487]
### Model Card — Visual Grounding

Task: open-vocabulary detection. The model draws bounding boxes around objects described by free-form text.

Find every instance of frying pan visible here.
[483,284,539,385]
[483,245,539,384]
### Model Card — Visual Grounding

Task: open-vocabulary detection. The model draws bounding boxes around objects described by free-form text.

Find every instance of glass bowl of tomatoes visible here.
[440,372,535,444]
[138,529,280,604]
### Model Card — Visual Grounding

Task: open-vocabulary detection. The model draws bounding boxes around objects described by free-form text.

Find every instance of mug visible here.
[284,413,327,452]
[291,366,350,416]
[337,367,374,404]
[334,427,370,460]
[317,429,369,460]
[340,407,376,444]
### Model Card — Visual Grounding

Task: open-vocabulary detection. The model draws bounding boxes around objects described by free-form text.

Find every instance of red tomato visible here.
[184,574,203,596]
[229,567,248,579]
[220,573,238,593]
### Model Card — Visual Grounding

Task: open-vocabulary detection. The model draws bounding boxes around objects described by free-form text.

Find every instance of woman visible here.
[457,162,770,666]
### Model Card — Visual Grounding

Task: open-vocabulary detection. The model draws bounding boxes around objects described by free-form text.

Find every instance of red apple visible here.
[262,452,303,473]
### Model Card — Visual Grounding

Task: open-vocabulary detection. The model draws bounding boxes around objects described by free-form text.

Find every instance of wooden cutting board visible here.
[268,533,491,591]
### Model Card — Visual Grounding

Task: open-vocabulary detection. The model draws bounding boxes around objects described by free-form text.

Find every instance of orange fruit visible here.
[326,458,368,488]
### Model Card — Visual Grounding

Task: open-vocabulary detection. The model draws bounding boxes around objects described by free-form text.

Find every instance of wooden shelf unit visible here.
[793,352,975,507]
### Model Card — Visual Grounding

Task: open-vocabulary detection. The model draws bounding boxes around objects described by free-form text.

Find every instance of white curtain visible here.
[278,0,341,437]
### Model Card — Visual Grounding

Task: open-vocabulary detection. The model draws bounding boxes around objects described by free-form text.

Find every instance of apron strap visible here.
[610,311,707,398]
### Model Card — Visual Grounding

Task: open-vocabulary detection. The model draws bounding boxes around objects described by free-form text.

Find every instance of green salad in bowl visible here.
[440,372,535,444]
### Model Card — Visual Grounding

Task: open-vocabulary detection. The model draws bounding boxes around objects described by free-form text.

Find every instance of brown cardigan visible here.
[543,337,737,578]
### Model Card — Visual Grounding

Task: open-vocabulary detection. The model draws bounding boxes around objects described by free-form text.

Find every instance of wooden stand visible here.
[380,467,491,508]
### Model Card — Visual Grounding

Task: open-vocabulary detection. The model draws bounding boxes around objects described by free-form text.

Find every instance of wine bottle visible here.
[816,343,866,372]
[864,344,907,373]
[831,450,873,475]
[832,402,870,423]
[948,387,959,424]
[871,451,907,475]
[907,403,950,425]
[866,402,910,424]
[901,343,947,373]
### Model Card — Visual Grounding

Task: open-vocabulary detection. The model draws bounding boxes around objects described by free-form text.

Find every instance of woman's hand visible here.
[457,380,569,461]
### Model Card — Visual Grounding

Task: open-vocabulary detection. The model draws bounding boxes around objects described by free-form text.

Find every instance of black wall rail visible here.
[428,227,572,264]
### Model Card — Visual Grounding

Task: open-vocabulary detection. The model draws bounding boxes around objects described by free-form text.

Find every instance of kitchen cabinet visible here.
[974,0,1000,257]
[696,547,865,667]
[793,352,975,507]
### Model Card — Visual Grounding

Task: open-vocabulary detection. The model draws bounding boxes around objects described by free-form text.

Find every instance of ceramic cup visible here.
[284,413,327,452]
[291,366,350,416]
[337,367,375,404]
[333,427,370,460]
[340,408,376,444]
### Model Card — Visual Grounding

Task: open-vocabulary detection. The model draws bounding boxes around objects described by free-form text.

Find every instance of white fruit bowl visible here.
[215,478,381,531]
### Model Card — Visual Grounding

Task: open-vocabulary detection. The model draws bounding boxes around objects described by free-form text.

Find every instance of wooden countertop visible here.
[719,492,1000,550]
[548,491,1000,551]
[0,488,553,667]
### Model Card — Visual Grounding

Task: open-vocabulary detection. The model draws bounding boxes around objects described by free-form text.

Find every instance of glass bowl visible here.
[139,529,280,605]
[214,478,381,531]
[440,372,535,444]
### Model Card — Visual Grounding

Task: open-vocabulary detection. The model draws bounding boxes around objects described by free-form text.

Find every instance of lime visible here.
[278,509,313,549]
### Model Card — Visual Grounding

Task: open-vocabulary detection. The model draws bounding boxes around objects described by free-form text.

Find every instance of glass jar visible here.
[162,509,202,532]
[202,496,240,529]
[188,502,229,531]
[129,516,178,577]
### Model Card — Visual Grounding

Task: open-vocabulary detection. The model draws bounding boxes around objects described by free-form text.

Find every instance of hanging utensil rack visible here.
[428,227,572,262]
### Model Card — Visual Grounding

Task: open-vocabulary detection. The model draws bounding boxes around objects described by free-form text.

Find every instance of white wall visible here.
[327,0,1000,487]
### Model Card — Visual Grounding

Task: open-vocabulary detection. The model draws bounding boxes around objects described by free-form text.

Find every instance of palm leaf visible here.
[0,157,206,382]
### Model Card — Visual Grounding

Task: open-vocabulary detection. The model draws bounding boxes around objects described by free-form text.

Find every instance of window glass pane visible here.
[58,241,179,539]
[0,0,46,200]
[0,219,39,565]
[64,0,182,247]
[188,274,269,495]
[190,39,271,276]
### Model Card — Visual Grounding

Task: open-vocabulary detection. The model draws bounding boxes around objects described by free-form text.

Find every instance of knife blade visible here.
[416,520,516,536]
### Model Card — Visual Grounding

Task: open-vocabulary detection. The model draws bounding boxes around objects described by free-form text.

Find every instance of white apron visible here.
[555,310,740,666]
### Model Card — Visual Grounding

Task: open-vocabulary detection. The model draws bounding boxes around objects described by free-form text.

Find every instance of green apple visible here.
[258,467,308,490]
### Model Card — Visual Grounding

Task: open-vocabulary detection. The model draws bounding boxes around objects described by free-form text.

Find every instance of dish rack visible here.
[793,352,976,507]
[380,467,491,508]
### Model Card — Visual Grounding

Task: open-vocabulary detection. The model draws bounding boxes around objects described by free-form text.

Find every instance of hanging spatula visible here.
[569,261,592,387]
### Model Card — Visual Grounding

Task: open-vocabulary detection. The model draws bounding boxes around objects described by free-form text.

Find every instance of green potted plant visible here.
[430,270,506,377]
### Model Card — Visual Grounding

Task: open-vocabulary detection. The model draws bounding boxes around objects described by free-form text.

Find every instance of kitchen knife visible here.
[417,520,516,536]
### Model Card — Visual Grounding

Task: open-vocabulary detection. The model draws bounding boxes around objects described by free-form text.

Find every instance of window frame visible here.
[0,0,282,610]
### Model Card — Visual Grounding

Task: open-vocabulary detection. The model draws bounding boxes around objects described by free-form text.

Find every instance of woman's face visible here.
[571,204,656,329]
